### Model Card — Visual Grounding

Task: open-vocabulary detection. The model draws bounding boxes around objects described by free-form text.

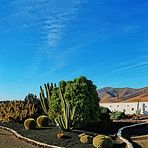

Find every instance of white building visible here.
[100,102,148,115]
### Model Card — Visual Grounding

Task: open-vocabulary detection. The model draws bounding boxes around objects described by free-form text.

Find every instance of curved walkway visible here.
[0,128,35,148]
[117,120,148,148]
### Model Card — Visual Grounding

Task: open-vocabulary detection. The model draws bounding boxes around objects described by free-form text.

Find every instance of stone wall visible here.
[100,102,148,115]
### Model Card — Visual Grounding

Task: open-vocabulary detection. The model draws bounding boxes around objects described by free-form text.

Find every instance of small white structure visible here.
[100,102,148,115]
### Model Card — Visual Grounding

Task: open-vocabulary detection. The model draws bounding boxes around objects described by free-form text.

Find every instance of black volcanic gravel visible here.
[0,122,93,148]
[0,122,136,148]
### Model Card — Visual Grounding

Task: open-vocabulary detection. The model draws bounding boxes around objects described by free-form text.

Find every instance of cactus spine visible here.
[55,84,76,131]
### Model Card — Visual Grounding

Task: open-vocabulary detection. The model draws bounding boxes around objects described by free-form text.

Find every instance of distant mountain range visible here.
[97,87,148,103]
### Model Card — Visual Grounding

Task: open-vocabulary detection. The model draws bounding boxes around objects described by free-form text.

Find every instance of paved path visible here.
[117,120,148,148]
[0,129,35,148]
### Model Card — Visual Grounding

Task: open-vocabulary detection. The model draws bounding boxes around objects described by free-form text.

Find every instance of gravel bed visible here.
[0,121,139,148]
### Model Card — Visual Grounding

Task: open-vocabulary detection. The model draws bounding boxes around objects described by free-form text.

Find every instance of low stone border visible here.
[0,125,63,148]
[117,121,148,148]
[131,134,148,140]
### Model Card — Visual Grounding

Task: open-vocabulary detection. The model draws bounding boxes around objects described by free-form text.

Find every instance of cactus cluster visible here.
[39,76,100,129]
[0,100,39,123]
[24,115,49,130]
[79,133,114,147]
[93,135,114,148]
[40,82,76,131]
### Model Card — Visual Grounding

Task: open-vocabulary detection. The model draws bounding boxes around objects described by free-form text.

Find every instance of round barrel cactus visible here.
[24,118,36,130]
[36,115,49,127]
[93,134,114,148]
[80,134,92,144]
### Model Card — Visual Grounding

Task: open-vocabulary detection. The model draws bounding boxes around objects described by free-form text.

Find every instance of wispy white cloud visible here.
[115,54,148,67]
[114,61,148,72]
[120,25,141,33]
[9,0,84,81]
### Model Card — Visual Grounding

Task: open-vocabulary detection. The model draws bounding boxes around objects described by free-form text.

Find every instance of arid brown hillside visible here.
[123,92,148,102]
[97,87,148,103]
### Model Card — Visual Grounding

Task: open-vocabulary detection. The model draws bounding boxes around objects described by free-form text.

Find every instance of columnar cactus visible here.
[39,83,55,115]
[55,85,76,131]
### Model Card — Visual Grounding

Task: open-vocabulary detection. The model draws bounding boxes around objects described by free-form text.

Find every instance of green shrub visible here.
[24,118,36,130]
[99,106,111,114]
[36,115,49,127]
[98,106,112,130]
[93,135,114,148]
[110,111,126,120]
[66,76,100,128]
[99,113,112,130]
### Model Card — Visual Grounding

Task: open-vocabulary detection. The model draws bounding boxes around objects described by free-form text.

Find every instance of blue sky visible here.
[0,0,148,100]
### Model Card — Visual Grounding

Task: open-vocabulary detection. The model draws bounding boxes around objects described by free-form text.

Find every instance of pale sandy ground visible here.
[0,129,36,148]
[132,135,148,148]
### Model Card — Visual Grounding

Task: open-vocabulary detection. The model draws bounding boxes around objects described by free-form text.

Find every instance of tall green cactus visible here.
[39,83,54,115]
[55,84,76,131]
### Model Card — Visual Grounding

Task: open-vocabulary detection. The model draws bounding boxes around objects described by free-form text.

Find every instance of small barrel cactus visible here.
[56,131,65,140]
[36,115,49,127]
[79,133,86,138]
[24,118,36,130]
[80,134,92,144]
[93,134,114,148]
